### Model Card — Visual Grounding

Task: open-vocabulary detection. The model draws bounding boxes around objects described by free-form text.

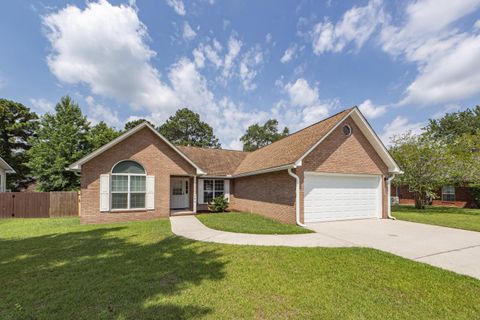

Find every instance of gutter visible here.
[287,167,307,227]
[387,174,396,220]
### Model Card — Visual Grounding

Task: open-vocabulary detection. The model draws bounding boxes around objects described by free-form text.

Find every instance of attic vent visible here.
[342,125,352,136]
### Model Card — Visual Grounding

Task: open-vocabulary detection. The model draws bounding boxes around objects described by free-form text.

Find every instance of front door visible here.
[170,178,189,209]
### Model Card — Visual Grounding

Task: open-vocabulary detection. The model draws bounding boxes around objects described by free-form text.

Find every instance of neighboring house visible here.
[0,156,15,192]
[69,107,401,224]
[392,185,477,208]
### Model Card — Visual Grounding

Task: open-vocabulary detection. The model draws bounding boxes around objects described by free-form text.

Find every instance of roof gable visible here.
[68,123,205,174]
[234,107,400,176]
[233,109,353,175]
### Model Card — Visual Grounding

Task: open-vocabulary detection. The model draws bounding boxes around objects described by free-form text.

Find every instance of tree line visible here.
[390,106,480,209]
[0,96,288,191]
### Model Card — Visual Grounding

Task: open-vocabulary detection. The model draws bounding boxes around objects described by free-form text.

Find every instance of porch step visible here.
[170,210,196,216]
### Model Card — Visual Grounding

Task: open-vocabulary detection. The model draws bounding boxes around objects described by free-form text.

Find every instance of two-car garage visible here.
[303,172,382,223]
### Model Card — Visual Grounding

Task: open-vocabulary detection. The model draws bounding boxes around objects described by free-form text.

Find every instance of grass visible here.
[392,205,480,232]
[1,218,479,319]
[196,212,313,234]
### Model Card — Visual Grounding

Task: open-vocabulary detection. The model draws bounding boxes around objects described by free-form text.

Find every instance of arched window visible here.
[111,160,146,209]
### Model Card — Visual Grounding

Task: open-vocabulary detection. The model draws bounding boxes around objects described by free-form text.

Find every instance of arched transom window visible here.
[111,160,146,209]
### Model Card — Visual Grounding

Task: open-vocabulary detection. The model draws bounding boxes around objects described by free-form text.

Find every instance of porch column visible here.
[193,176,197,213]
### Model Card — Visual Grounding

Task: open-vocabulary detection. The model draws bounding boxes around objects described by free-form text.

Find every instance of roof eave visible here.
[232,163,295,178]
[0,157,15,174]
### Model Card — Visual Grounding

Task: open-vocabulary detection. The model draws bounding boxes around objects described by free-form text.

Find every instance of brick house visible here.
[69,107,402,224]
[0,156,15,192]
[391,185,477,208]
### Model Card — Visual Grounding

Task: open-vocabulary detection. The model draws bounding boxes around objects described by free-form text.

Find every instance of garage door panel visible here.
[304,173,381,222]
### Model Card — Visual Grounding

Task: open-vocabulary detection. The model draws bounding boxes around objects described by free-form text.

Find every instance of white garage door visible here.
[304,173,381,223]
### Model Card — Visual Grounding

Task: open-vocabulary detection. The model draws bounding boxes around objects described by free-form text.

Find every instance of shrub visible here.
[471,186,480,208]
[209,195,229,212]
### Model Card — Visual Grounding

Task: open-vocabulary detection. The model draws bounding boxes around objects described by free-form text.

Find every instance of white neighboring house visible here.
[0,156,15,192]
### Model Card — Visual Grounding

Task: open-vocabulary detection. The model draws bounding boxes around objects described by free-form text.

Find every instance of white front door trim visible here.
[171,177,190,209]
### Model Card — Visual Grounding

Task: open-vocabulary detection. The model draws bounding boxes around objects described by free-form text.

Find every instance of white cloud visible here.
[281,78,335,129]
[311,0,384,55]
[280,44,297,63]
[43,0,179,117]
[380,116,425,146]
[475,20,480,30]
[166,0,185,15]
[85,96,123,128]
[42,1,268,149]
[41,1,309,150]
[401,34,480,105]
[381,0,480,59]
[284,78,319,107]
[182,22,196,41]
[358,99,387,119]
[239,46,263,91]
[271,98,337,133]
[29,98,54,113]
[379,0,480,105]
[167,58,269,149]
[192,48,205,68]
[193,35,264,91]
[223,36,242,78]
[168,58,216,113]
[265,33,272,43]
[197,39,223,68]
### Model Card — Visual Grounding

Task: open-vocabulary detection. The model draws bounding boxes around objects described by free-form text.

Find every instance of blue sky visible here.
[1,0,480,149]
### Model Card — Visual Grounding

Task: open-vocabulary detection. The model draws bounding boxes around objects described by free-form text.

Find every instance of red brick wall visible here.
[80,127,196,224]
[230,170,296,224]
[297,116,390,222]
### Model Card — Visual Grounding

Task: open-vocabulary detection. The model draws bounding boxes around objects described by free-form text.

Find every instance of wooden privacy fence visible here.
[0,192,79,218]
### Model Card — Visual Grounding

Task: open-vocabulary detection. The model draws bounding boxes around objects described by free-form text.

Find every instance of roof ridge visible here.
[247,107,354,155]
[177,145,250,153]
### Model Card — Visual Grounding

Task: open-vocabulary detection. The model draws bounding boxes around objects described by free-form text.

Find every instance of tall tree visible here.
[390,132,452,209]
[87,121,121,150]
[0,99,38,190]
[240,119,289,151]
[425,106,480,185]
[425,106,480,143]
[124,118,154,131]
[27,96,90,191]
[158,108,220,148]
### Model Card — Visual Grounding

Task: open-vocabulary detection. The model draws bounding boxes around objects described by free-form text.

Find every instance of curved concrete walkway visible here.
[170,215,354,247]
[170,215,480,279]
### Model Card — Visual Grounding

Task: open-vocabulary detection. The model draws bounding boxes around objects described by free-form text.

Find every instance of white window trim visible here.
[111,167,147,211]
[203,179,225,204]
[441,185,455,202]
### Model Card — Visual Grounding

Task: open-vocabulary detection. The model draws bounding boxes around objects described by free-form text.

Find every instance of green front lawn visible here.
[392,205,480,232]
[1,218,479,319]
[197,212,313,234]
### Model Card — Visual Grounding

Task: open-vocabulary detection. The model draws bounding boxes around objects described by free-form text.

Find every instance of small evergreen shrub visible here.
[209,195,229,212]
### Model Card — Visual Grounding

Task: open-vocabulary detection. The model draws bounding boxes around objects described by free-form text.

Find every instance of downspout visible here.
[288,167,307,227]
[387,174,396,220]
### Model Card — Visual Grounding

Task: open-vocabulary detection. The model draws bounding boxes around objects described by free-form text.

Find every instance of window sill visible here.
[108,208,152,213]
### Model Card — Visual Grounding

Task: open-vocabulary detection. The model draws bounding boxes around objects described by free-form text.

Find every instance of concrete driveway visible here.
[307,219,480,279]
